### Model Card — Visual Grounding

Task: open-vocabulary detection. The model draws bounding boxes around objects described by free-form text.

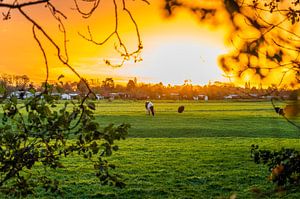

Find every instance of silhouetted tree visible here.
[13,75,30,90]
[126,79,136,91]
[102,78,115,92]
[0,0,149,196]
[164,0,300,88]
[163,0,300,122]
[77,78,89,95]
[163,0,300,189]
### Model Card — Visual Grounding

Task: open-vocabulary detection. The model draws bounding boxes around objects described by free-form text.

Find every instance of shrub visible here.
[0,88,129,197]
[251,144,300,187]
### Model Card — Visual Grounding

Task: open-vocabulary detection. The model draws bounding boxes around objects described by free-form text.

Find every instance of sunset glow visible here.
[8,0,297,89]
[1,1,300,197]
[0,0,232,85]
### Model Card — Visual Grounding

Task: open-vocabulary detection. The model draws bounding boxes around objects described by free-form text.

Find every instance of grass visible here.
[1,100,300,198]
[27,138,300,199]
[94,100,299,138]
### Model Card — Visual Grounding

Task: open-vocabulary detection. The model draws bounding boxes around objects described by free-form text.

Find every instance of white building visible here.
[61,93,71,100]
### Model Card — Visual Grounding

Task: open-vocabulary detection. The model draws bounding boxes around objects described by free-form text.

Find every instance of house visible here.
[224,94,240,99]
[61,93,71,100]
[10,91,34,99]
[204,95,209,101]
[261,95,273,99]
[169,93,180,100]
[69,93,79,99]
[249,93,258,98]
[193,95,208,101]
[10,91,20,98]
[96,94,104,100]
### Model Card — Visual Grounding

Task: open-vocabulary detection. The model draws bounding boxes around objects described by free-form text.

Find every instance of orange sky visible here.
[0,0,230,85]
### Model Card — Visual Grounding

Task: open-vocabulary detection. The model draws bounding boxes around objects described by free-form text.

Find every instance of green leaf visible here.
[87,102,96,110]
[11,96,18,104]
[108,164,116,169]
[0,84,6,94]
[112,145,119,151]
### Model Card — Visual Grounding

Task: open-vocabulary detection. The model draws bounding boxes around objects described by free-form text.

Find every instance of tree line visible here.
[0,74,296,100]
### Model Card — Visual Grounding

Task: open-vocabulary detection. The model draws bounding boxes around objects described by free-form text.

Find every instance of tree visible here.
[163,0,300,120]
[77,78,89,95]
[13,75,30,91]
[0,0,148,196]
[163,0,300,190]
[102,78,115,92]
[62,81,75,93]
[126,79,136,91]
[164,0,300,88]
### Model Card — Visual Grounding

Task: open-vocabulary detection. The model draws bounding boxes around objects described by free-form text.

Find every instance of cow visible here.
[145,101,155,116]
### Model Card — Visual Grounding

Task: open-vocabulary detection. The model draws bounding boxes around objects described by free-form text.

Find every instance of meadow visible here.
[2,100,300,198]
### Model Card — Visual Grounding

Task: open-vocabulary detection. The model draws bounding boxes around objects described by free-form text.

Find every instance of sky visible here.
[0,0,230,85]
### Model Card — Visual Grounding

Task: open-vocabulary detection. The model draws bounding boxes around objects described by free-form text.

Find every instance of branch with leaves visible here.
[163,0,300,88]
[0,0,147,196]
[163,0,300,129]
[78,0,145,67]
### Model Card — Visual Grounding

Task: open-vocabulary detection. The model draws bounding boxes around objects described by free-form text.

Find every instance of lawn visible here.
[1,100,300,198]
[94,100,299,138]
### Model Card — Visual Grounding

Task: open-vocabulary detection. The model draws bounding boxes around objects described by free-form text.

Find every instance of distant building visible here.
[261,95,273,99]
[69,93,79,99]
[249,93,258,98]
[204,95,208,101]
[193,95,208,101]
[224,94,240,99]
[169,93,180,100]
[9,91,34,99]
[96,94,104,100]
[61,93,71,100]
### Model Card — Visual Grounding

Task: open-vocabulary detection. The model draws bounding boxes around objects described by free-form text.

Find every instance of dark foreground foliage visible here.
[0,89,129,197]
[251,145,300,188]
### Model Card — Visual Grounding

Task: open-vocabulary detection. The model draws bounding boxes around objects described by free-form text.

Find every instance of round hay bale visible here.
[178,105,185,113]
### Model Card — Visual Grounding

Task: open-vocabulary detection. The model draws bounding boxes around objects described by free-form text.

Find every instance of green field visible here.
[94,100,299,138]
[2,100,300,198]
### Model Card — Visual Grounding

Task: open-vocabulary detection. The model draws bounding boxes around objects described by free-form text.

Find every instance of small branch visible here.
[18,7,93,95]
[73,0,101,18]
[32,25,49,87]
[0,0,49,9]
[78,0,144,67]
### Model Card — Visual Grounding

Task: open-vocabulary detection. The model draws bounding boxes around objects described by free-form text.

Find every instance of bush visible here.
[0,88,129,197]
[251,144,300,187]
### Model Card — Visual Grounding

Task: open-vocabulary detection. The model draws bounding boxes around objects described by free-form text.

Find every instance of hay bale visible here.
[178,105,185,113]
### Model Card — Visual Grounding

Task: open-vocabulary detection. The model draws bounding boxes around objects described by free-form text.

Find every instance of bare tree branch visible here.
[78,0,143,67]
[73,0,101,18]
[0,0,49,9]
[32,25,49,86]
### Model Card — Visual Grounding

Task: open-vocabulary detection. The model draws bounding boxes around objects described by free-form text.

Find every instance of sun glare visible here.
[0,0,230,86]
[115,36,229,85]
